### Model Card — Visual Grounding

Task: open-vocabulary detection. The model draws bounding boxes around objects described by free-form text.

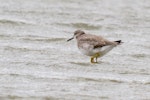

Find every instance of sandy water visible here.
[0,0,150,100]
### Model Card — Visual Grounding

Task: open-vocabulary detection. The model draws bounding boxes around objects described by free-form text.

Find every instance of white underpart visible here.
[79,43,116,57]
[97,45,115,57]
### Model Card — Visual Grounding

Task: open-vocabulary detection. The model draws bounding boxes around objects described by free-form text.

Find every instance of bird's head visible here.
[67,30,85,42]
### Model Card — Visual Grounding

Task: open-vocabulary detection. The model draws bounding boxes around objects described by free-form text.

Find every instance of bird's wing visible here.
[78,34,117,49]
[78,34,107,49]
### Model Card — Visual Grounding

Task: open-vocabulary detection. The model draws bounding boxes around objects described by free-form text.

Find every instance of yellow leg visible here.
[90,53,100,63]
[91,57,96,63]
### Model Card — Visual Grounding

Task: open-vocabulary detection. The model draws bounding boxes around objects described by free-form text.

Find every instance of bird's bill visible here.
[67,37,74,42]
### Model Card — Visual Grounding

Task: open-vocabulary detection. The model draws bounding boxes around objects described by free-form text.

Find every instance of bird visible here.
[67,30,122,63]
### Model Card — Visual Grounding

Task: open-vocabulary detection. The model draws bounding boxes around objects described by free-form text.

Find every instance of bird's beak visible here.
[67,37,74,42]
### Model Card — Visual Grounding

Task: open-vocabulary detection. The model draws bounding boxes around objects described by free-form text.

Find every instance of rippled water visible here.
[0,0,150,100]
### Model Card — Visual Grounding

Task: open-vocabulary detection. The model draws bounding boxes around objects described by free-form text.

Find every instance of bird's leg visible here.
[91,57,95,63]
[90,53,100,63]
[95,53,100,63]
[96,57,98,63]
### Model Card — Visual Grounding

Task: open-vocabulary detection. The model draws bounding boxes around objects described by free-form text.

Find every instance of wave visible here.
[131,53,150,59]
[71,77,123,83]
[71,23,101,30]
[68,76,150,84]
[0,19,34,25]
[55,22,101,30]
[21,37,65,42]
[4,46,32,52]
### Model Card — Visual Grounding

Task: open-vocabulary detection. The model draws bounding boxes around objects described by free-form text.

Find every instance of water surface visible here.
[0,0,150,100]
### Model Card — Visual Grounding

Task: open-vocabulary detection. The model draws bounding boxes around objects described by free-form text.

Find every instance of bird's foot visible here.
[91,57,97,63]
[90,53,101,63]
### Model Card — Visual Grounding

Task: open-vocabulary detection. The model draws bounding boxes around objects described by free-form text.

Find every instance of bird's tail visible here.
[114,40,123,45]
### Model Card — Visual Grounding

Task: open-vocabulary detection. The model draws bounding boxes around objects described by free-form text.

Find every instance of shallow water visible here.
[0,0,150,100]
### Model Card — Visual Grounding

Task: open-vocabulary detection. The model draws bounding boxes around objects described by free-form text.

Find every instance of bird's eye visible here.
[74,32,78,35]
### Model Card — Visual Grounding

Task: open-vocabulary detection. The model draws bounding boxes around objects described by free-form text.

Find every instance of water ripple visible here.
[71,23,101,30]
[0,19,34,25]
[55,22,101,30]
[21,37,65,42]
